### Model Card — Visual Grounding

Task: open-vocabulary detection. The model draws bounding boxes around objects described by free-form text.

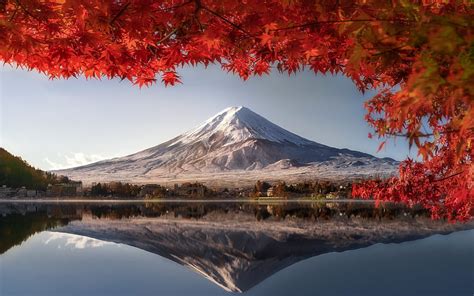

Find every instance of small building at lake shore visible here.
[47,182,83,197]
[0,185,16,198]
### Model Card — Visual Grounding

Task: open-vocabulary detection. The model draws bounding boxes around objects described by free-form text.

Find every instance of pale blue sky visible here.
[0,64,414,170]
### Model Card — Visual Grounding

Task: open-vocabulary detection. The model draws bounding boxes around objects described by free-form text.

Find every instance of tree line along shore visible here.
[1,179,352,200]
[1,147,353,200]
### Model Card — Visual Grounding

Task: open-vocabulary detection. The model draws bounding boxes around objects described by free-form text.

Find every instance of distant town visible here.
[0,179,352,200]
[1,147,354,200]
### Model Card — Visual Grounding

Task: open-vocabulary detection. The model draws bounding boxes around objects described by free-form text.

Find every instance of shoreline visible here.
[0,198,378,203]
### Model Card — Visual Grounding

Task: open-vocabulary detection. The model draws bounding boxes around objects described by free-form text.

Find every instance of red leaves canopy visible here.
[0,0,472,220]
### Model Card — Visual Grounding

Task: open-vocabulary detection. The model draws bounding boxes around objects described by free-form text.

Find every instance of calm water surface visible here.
[0,201,473,296]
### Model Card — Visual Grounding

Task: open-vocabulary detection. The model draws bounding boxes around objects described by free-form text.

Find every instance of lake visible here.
[0,201,473,296]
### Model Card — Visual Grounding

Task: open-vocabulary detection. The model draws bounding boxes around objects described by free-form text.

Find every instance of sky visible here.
[0,64,415,170]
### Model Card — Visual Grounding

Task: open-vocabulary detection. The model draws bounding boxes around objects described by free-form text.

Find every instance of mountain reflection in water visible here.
[1,201,473,293]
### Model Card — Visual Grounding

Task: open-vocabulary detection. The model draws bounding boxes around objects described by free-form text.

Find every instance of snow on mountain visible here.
[56,106,397,185]
[172,106,315,147]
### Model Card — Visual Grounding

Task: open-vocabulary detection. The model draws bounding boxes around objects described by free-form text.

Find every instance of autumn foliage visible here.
[0,0,472,220]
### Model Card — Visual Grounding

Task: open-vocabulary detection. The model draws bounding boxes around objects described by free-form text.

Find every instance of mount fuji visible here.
[57,106,397,185]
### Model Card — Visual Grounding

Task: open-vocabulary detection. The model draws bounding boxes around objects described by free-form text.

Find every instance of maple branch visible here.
[192,0,203,31]
[433,170,465,183]
[157,0,194,12]
[152,1,199,48]
[385,129,459,138]
[200,5,253,37]
[372,45,412,56]
[8,6,18,21]
[14,0,42,22]
[157,27,180,44]
[151,1,199,47]
[110,2,130,25]
[273,18,415,31]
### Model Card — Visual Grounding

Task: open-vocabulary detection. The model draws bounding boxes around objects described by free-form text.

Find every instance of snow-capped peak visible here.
[57,105,397,183]
[171,106,314,147]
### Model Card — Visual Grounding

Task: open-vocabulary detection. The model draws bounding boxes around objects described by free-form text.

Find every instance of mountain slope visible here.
[57,106,397,185]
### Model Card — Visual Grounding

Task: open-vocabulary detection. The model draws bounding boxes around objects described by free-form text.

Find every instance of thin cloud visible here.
[44,152,109,170]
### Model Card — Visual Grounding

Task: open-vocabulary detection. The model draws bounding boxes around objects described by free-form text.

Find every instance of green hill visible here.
[0,148,59,190]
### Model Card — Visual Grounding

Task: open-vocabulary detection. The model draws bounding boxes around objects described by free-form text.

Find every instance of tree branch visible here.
[433,170,465,183]
[272,18,415,31]
[157,27,180,45]
[9,6,18,22]
[200,5,253,37]
[153,0,193,12]
[110,2,130,25]
[385,129,459,138]
[372,45,412,56]
[15,0,42,22]
[192,0,203,31]
[152,0,201,48]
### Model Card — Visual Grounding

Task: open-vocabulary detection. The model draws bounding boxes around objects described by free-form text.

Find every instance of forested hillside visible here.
[0,148,59,190]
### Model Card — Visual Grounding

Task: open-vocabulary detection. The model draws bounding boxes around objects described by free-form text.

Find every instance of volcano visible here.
[57,106,397,185]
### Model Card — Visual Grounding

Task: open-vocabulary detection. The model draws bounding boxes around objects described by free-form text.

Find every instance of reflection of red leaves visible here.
[1,0,472,221]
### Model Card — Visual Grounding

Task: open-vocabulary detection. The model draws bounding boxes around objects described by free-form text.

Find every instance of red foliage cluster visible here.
[0,0,472,220]
[353,156,473,222]
[360,86,473,222]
